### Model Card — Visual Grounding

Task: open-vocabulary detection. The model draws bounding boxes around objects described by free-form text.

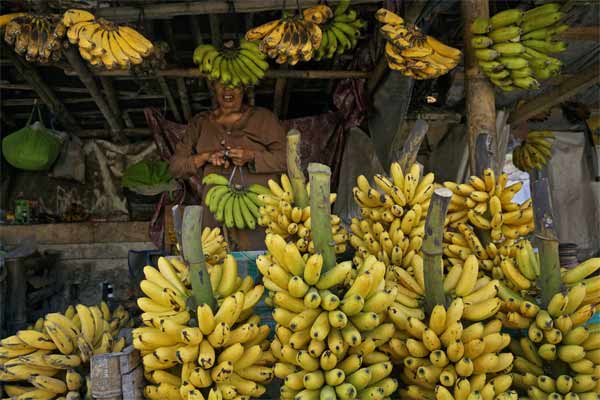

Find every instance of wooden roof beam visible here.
[96,0,381,20]
[63,47,125,142]
[508,62,600,126]
[1,42,80,131]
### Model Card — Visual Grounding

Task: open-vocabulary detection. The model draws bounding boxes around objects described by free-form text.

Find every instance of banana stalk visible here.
[308,163,337,272]
[287,129,309,208]
[531,177,562,308]
[422,188,452,313]
[181,206,217,311]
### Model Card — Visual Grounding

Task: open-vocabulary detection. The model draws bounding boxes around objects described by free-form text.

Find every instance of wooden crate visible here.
[90,345,143,400]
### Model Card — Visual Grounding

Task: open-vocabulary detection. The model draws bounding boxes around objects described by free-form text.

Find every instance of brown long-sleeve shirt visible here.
[169,106,287,250]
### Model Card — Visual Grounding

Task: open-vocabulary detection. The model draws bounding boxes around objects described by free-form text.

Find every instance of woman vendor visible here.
[169,80,287,250]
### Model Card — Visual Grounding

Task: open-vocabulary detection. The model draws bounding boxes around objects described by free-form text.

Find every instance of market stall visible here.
[0,0,599,399]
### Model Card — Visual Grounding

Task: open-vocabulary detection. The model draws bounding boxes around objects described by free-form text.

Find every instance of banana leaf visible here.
[122,159,173,192]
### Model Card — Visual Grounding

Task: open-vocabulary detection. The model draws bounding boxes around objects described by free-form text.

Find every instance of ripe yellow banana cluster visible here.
[471,4,567,91]
[513,130,556,172]
[173,227,228,268]
[192,40,269,87]
[398,299,515,400]
[376,8,461,80]
[3,13,66,64]
[444,168,534,242]
[258,233,398,400]
[0,301,130,399]
[63,9,154,69]
[257,174,347,255]
[244,6,327,65]
[134,254,274,400]
[350,162,434,270]
[313,0,366,61]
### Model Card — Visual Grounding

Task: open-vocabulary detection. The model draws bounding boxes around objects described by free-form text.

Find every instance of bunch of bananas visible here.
[63,9,153,70]
[513,130,556,172]
[3,13,66,63]
[258,235,398,400]
[134,255,273,400]
[350,162,434,270]
[0,302,131,399]
[131,41,169,76]
[192,40,269,87]
[244,6,327,65]
[443,168,535,243]
[257,174,348,254]
[471,4,568,91]
[314,0,366,60]
[202,174,267,231]
[376,8,461,80]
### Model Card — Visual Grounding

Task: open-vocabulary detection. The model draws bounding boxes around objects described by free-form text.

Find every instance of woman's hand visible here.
[209,151,230,168]
[192,152,211,169]
[229,148,255,166]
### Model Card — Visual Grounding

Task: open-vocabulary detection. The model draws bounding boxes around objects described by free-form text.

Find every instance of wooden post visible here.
[532,177,562,308]
[2,42,80,131]
[395,119,429,171]
[462,0,496,172]
[63,46,125,142]
[158,77,182,123]
[422,188,452,314]
[176,78,192,121]
[99,77,126,128]
[308,163,336,272]
[181,206,216,311]
[287,130,309,208]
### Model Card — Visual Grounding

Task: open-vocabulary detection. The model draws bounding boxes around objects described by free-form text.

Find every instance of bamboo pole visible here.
[181,206,217,311]
[308,163,336,272]
[158,77,182,123]
[287,130,309,208]
[532,177,562,308]
[422,188,453,314]
[462,0,497,173]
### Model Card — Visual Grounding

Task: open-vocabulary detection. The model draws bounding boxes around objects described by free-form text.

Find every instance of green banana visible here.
[522,23,569,40]
[486,69,510,80]
[232,195,246,230]
[490,9,523,29]
[210,55,224,81]
[524,3,561,20]
[521,12,565,33]
[492,42,525,55]
[510,67,534,78]
[335,0,351,16]
[216,191,234,222]
[224,194,235,228]
[333,21,359,38]
[488,25,521,42]
[471,35,493,49]
[471,17,491,34]
[330,24,351,52]
[238,49,269,71]
[219,58,232,85]
[523,39,567,54]
[202,48,219,74]
[241,194,260,219]
[478,60,504,72]
[498,56,529,69]
[238,195,256,230]
[475,49,500,61]
[209,186,231,214]
[333,10,357,23]
[248,183,270,196]
[203,173,230,186]
[193,44,217,65]
[513,76,540,90]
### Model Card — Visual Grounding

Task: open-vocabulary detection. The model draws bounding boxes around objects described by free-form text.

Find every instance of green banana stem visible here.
[422,188,453,314]
[531,175,562,308]
[181,206,217,311]
[287,129,309,208]
[308,163,336,273]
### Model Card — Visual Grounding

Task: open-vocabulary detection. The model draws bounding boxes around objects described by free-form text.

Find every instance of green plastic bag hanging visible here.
[2,104,62,171]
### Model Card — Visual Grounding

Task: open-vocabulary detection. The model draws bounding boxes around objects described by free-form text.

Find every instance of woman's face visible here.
[212,81,244,111]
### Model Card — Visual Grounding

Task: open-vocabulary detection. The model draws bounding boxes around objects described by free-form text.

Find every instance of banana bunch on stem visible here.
[172,227,228,267]
[471,4,567,91]
[257,234,398,400]
[202,174,267,231]
[313,0,366,61]
[63,9,153,69]
[3,13,66,63]
[193,39,269,88]
[513,130,556,172]
[257,174,347,255]
[350,162,435,270]
[443,168,534,243]
[244,6,327,65]
[134,255,274,400]
[375,8,461,79]
[0,301,131,399]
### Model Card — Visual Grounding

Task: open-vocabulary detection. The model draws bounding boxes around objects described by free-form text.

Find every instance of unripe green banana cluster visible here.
[0,302,131,399]
[193,39,269,87]
[203,173,267,231]
[471,3,568,91]
[314,0,366,61]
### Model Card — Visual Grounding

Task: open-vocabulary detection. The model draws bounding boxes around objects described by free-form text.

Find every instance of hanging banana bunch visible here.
[244,5,329,65]
[313,0,367,60]
[132,255,274,400]
[0,302,132,399]
[256,174,348,255]
[201,173,267,231]
[471,3,568,91]
[375,8,462,80]
[193,39,269,87]
[513,130,556,172]
[63,9,154,70]
[3,13,66,63]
